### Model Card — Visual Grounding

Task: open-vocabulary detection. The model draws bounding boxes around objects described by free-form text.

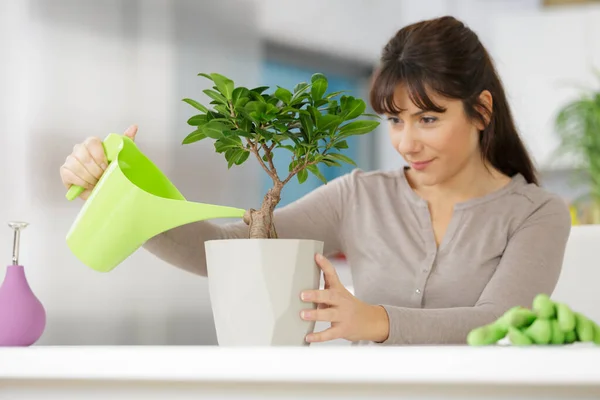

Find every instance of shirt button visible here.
[415,289,421,294]
[422,269,429,273]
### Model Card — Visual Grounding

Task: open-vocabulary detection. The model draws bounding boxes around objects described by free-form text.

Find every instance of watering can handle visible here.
[65,134,125,201]
[65,185,85,201]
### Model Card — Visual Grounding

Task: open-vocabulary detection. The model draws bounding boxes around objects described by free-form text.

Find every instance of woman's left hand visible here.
[300,253,390,343]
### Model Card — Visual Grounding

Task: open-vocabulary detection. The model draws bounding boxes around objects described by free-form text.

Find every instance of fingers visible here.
[60,126,135,199]
[305,327,341,343]
[315,253,341,287]
[83,137,108,170]
[65,151,99,187]
[60,136,107,193]
[80,189,92,200]
[72,142,104,182]
[124,124,138,140]
[60,164,94,190]
[301,289,340,306]
[300,307,337,322]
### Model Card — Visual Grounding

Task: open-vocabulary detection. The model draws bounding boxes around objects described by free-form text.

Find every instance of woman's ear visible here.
[475,90,493,131]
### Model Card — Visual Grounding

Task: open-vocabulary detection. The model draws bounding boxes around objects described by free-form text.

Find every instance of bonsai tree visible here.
[181,72,380,239]
[555,70,600,223]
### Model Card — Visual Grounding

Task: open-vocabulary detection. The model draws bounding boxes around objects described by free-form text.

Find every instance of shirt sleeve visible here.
[377,194,572,345]
[142,171,353,276]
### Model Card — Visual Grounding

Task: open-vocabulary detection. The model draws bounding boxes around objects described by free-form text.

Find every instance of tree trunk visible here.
[243,184,283,239]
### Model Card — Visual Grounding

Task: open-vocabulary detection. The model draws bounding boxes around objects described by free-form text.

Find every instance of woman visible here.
[59,16,571,345]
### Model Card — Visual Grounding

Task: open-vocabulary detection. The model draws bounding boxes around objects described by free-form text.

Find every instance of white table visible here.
[1,345,599,399]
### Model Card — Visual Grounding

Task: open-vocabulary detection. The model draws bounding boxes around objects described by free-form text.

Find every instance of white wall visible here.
[491,4,600,170]
[0,0,262,345]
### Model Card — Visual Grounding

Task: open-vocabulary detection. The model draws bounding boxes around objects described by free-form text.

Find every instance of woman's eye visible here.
[421,116,437,124]
[387,117,402,125]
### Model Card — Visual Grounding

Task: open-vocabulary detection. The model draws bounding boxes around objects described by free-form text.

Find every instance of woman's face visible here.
[386,84,489,188]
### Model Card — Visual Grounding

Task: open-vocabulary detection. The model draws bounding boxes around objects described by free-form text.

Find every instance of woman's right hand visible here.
[60,125,138,200]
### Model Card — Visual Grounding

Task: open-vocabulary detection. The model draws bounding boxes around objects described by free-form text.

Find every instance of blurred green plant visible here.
[181,72,380,238]
[555,69,600,223]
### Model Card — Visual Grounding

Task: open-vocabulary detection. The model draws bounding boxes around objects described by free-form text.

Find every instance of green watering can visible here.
[65,133,246,272]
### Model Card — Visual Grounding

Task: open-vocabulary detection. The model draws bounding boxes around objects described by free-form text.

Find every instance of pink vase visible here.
[0,221,46,346]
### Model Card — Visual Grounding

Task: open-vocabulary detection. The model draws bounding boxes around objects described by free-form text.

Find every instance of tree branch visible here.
[261,142,279,180]
[282,156,318,185]
[249,140,279,183]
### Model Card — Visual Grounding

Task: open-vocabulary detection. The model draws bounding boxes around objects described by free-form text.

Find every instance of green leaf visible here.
[198,72,213,81]
[250,86,270,94]
[203,89,228,105]
[327,100,339,115]
[234,149,250,165]
[246,101,267,121]
[187,114,208,126]
[258,131,274,141]
[327,152,356,166]
[274,86,293,104]
[182,98,208,113]
[232,87,250,107]
[214,136,242,153]
[236,97,250,108]
[240,118,253,133]
[201,120,227,139]
[311,73,328,100]
[307,106,320,123]
[362,113,382,119]
[206,110,224,121]
[291,83,312,104]
[224,148,237,168]
[267,96,280,106]
[228,129,253,139]
[317,114,341,131]
[273,122,289,133]
[205,117,233,125]
[314,99,329,108]
[297,168,309,184]
[278,144,295,153]
[265,103,279,118]
[182,130,207,144]
[300,113,314,140]
[214,104,230,116]
[326,90,346,99]
[307,165,327,184]
[249,91,267,103]
[344,98,366,120]
[321,158,342,167]
[210,73,234,100]
[333,139,349,149]
[290,96,311,107]
[339,120,380,136]
[294,145,306,158]
[293,82,309,93]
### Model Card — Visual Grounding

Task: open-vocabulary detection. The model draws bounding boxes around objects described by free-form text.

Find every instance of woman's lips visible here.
[410,159,434,171]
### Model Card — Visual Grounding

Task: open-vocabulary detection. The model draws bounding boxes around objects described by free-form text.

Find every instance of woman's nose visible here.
[397,126,420,154]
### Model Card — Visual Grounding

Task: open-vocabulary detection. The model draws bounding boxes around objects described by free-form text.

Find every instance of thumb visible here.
[124,124,138,141]
[316,253,341,288]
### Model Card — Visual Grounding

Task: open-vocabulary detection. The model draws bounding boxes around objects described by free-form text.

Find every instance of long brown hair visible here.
[370,16,538,185]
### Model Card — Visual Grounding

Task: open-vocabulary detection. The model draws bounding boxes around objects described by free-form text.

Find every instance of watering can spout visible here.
[65,133,246,272]
[137,198,246,244]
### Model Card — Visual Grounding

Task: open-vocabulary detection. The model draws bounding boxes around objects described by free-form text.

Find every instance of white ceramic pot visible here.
[205,238,323,346]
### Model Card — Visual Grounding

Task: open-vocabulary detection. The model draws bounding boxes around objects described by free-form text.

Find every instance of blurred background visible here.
[0,0,599,345]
